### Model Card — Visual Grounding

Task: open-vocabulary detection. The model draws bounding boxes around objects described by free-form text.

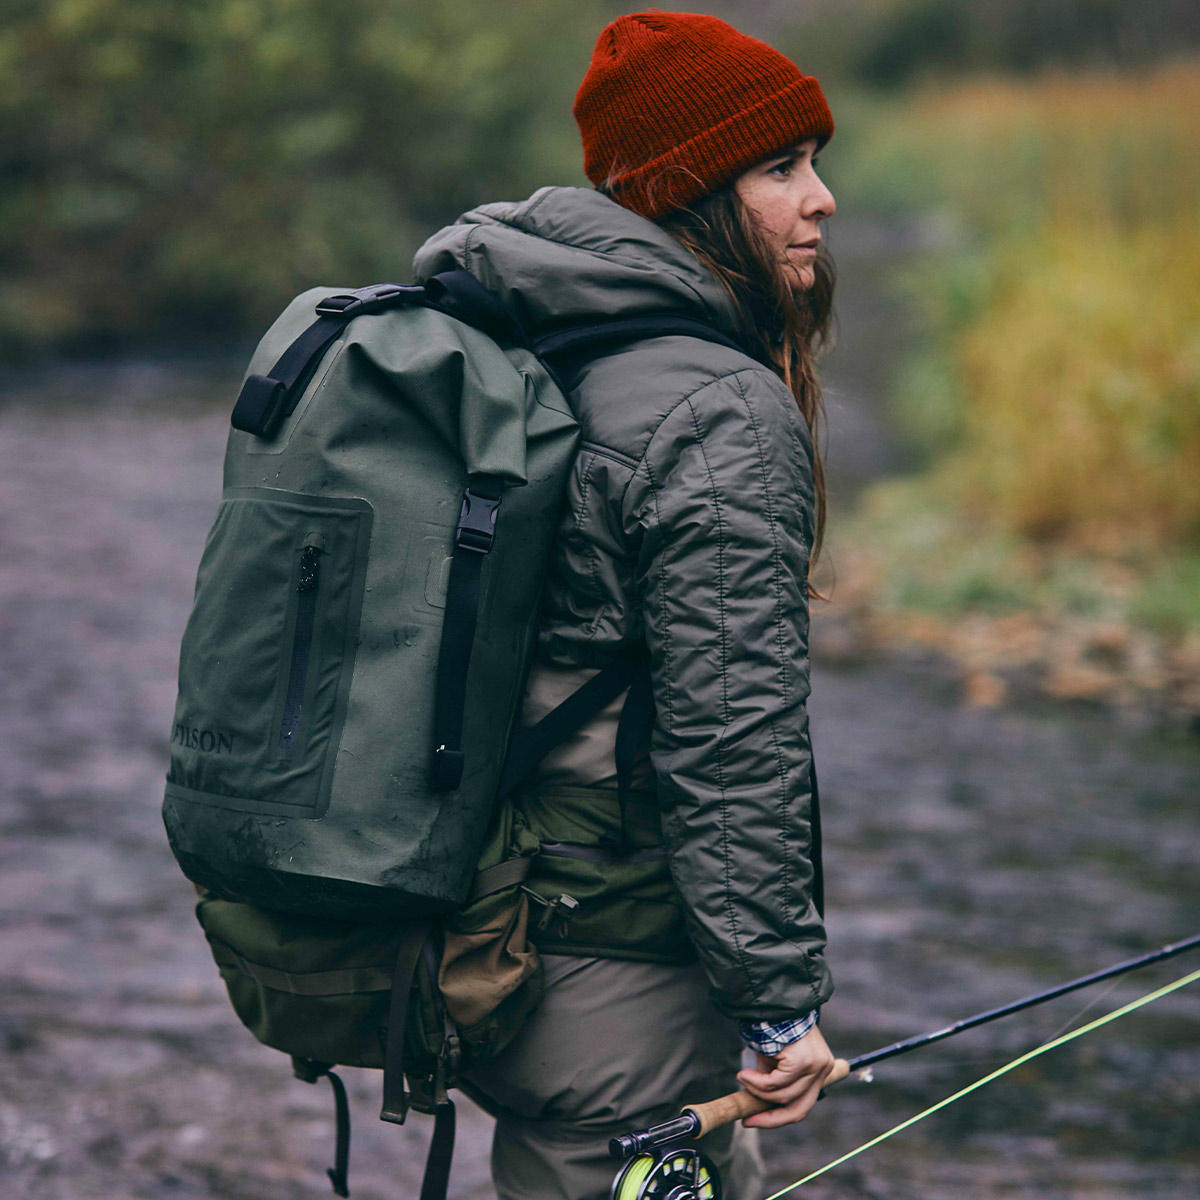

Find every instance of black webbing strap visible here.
[380,922,431,1125]
[606,664,655,855]
[495,658,642,800]
[231,283,425,438]
[292,1057,352,1197]
[534,313,747,366]
[429,474,505,791]
[423,269,529,350]
[419,1099,457,1200]
[467,855,535,903]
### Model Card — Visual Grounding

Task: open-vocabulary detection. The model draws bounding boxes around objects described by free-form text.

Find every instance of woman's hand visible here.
[735,1025,838,1128]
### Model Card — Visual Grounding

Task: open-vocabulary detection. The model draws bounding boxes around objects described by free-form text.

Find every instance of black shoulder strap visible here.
[534,313,746,364]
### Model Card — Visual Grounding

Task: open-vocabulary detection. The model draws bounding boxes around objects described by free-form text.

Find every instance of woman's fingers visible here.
[735,1028,840,1128]
[741,1087,821,1128]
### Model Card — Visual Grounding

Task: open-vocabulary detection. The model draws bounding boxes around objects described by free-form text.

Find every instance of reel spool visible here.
[610,1147,721,1200]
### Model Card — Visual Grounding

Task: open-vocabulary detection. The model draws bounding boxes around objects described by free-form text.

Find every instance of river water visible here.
[1,253,1197,1198]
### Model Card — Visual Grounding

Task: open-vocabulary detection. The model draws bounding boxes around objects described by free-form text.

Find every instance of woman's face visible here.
[733,138,835,290]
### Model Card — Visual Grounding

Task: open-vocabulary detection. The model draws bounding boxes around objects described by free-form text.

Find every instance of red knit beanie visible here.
[574,10,834,221]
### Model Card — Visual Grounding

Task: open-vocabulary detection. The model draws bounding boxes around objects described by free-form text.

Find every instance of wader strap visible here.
[380,922,431,1125]
[496,658,642,799]
[468,855,535,902]
[291,1057,352,1198]
[608,665,654,855]
[419,1098,457,1200]
[430,473,505,790]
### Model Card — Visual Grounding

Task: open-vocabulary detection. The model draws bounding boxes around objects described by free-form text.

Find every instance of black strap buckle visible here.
[455,487,501,554]
[314,283,425,317]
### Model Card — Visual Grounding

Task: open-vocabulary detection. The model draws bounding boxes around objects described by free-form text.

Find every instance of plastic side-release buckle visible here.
[314,282,425,317]
[455,488,501,554]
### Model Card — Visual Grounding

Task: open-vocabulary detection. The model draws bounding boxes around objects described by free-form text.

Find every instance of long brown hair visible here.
[656,187,834,581]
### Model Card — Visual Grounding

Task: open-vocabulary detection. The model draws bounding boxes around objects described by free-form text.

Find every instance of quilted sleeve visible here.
[626,367,833,1023]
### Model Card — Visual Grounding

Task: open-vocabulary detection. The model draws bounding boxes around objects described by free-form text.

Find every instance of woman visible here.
[414,12,839,1199]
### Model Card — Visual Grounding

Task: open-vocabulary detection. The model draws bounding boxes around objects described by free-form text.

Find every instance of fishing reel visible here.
[609,1100,721,1200]
[609,1060,852,1200]
[610,1146,721,1200]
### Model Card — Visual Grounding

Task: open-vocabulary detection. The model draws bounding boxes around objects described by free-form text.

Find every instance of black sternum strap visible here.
[496,658,644,800]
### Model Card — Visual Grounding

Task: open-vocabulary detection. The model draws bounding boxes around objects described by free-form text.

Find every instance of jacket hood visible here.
[412,186,741,342]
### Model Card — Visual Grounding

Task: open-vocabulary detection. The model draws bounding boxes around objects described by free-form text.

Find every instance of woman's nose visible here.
[803,173,835,220]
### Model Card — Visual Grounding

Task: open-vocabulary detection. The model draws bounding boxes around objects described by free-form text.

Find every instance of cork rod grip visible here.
[684,1058,851,1137]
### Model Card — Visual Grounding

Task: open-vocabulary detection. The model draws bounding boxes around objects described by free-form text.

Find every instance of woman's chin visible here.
[785,263,815,292]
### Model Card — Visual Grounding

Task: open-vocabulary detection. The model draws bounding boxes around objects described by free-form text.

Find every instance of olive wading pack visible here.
[162,270,744,1197]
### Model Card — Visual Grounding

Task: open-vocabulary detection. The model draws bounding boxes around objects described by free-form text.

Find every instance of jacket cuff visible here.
[738,1010,818,1055]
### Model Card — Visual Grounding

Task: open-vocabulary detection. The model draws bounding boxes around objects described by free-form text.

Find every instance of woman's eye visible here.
[769,159,794,177]
[811,155,821,169]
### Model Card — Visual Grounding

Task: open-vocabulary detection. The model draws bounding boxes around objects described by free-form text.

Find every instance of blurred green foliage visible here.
[847,0,1200,87]
[0,0,621,354]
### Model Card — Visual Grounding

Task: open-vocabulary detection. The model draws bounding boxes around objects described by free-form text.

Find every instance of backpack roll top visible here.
[164,284,580,921]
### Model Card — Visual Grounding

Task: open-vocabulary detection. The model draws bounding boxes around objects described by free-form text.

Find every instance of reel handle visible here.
[683,1058,851,1136]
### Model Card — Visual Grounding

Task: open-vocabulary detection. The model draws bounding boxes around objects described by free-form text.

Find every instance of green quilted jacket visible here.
[414,186,832,1025]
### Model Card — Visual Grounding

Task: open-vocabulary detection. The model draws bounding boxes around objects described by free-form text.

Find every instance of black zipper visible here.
[279,544,322,753]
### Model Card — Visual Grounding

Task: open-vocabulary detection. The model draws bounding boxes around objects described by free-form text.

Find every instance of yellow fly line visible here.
[763,966,1200,1200]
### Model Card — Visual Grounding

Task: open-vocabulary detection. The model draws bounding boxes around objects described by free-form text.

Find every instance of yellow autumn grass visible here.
[825,62,1200,692]
[950,224,1200,551]
[896,61,1200,553]
[897,63,1200,554]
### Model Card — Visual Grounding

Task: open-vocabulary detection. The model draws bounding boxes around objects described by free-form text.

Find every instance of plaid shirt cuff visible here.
[738,1011,818,1055]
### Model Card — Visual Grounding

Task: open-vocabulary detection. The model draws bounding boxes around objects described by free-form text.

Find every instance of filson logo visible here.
[172,723,236,755]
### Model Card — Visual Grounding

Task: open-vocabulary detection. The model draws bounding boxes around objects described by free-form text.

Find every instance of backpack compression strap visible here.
[428,473,505,790]
[230,283,428,438]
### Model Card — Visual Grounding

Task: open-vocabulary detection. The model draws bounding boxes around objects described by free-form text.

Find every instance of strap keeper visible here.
[430,745,465,790]
[231,373,289,437]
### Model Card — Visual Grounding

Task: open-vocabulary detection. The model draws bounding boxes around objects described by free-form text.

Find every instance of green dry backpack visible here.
[162,271,744,1196]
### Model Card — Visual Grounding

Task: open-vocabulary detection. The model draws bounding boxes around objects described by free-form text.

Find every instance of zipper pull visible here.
[298,544,322,592]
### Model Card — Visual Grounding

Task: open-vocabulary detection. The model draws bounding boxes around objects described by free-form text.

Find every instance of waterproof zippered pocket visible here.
[279,538,324,754]
[167,489,372,817]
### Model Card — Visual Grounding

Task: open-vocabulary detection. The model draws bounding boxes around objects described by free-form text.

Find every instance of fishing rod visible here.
[608,933,1200,1200]
[847,930,1200,1075]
